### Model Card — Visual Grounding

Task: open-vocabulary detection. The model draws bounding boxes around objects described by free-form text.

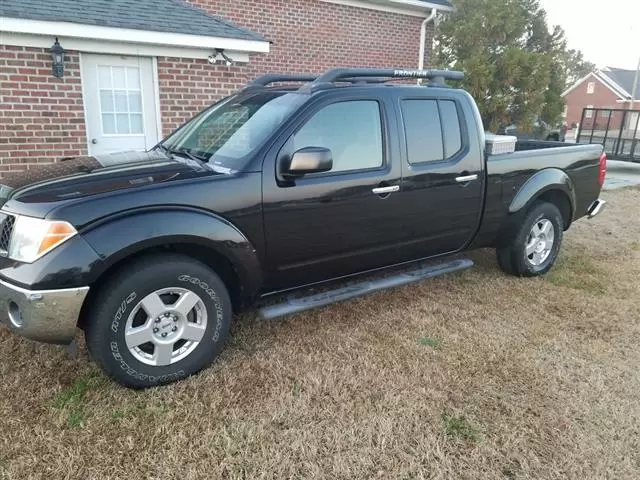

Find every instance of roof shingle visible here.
[1,0,266,42]
[602,67,640,100]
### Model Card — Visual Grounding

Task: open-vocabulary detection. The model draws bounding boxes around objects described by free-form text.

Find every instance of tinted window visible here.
[402,100,444,164]
[293,101,383,173]
[439,100,463,158]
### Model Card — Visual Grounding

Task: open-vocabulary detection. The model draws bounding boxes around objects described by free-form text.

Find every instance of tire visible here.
[496,202,564,277]
[85,254,232,389]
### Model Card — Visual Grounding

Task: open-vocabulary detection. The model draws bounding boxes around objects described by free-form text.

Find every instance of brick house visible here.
[0,0,452,173]
[562,67,640,131]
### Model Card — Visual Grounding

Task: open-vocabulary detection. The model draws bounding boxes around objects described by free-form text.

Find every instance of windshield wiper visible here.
[157,144,208,162]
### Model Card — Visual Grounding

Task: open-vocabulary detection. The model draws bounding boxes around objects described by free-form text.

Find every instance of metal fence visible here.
[577,107,640,162]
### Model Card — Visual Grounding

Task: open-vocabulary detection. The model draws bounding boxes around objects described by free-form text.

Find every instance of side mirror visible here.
[284,147,333,176]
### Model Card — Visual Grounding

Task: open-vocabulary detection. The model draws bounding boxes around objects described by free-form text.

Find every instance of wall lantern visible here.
[51,37,64,78]
[207,48,234,67]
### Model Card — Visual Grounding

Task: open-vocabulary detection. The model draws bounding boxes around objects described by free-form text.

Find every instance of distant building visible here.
[562,67,640,131]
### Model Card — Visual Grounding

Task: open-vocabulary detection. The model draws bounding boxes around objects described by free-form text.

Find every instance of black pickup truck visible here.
[0,68,606,388]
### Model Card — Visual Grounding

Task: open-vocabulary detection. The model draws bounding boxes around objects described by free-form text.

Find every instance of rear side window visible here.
[292,100,383,173]
[439,100,462,158]
[401,99,464,164]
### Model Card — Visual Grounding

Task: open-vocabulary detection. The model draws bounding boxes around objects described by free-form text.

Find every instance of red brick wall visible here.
[157,59,245,135]
[188,0,429,73]
[160,0,432,133]
[564,75,622,129]
[0,45,87,173]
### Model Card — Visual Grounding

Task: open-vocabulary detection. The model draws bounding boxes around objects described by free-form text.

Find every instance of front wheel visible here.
[496,202,564,277]
[85,254,232,388]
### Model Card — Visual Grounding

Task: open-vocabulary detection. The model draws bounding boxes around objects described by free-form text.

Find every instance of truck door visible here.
[261,90,410,291]
[394,91,485,259]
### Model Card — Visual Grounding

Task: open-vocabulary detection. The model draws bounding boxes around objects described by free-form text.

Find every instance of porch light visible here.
[208,48,234,67]
[51,38,64,78]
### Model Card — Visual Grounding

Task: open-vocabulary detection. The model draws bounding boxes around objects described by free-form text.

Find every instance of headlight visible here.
[8,215,77,263]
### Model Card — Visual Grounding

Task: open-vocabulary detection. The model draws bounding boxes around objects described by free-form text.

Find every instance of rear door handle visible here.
[372,185,400,195]
[455,174,478,183]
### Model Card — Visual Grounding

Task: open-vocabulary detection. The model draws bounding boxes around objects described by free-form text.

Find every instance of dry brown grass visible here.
[2,188,640,479]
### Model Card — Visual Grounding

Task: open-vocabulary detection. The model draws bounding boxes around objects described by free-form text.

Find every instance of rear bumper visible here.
[587,199,606,219]
[0,279,88,345]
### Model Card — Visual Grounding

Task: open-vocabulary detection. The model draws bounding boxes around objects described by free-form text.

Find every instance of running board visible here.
[258,258,473,320]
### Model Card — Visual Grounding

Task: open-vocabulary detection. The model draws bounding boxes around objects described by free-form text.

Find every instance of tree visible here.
[561,49,596,87]
[435,0,593,132]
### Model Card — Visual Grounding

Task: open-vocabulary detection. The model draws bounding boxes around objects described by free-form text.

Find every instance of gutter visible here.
[418,8,438,82]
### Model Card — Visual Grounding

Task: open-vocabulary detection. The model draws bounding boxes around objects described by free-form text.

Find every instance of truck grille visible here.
[0,213,16,257]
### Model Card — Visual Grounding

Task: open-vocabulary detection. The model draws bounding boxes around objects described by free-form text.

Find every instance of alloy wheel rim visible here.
[525,218,555,267]
[124,287,207,366]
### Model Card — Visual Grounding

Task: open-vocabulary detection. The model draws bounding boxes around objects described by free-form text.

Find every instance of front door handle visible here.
[372,185,400,195]
[455,174,478,183]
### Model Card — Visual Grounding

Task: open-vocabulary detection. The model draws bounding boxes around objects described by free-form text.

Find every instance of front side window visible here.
[161,91,307,172]
[292,100,384,173]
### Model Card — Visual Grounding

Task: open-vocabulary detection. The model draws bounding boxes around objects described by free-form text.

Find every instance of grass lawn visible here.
[1,187,640,479]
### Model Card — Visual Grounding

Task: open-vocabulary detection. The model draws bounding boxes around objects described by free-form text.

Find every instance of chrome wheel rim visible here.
[124,287,207,366]
[525,218,555,267]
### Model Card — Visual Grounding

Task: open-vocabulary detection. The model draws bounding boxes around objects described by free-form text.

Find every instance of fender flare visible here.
[509,168,576,220]
[81,208,263,302]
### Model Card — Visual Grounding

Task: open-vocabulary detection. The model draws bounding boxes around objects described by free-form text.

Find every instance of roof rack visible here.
[246,68,464,92]
[314,68,464,85]
[249,74,318,87]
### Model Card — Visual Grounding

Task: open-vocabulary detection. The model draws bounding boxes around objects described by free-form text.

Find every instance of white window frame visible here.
[585,105,594,119]
[587,82,595,94]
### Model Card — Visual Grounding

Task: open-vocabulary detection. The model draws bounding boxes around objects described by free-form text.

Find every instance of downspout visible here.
[418,8,438,83]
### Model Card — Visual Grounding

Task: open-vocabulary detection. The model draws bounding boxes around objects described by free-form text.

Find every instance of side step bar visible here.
[258,258,473,320]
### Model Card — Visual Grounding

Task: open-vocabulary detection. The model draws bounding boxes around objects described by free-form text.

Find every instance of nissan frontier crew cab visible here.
[0,68,607,388]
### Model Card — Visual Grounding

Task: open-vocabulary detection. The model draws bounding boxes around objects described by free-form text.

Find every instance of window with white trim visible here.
[585,105,594,118]
[98,65,144,135]
[587,82,595,94]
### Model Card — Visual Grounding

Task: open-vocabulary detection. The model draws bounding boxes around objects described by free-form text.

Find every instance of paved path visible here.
[604,160,640,190]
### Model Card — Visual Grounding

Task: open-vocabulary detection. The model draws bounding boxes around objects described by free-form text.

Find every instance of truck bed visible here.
[514,139,581,151]
[474,141,604,249]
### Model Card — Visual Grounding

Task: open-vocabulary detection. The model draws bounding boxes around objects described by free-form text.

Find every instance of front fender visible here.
[509,168,576,218]
[81,208,263,301]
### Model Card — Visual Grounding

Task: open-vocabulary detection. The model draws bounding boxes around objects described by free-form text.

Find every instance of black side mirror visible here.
[283,147,333,176]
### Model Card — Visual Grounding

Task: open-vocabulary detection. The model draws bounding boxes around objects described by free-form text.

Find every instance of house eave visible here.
[561,71,629,100]
[318,0,453,17]
[0,16,270,54]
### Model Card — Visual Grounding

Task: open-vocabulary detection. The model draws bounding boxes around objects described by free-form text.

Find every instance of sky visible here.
[539,0,640,70]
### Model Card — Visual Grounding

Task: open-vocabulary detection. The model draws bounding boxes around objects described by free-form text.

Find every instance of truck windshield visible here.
[159,91,306,173]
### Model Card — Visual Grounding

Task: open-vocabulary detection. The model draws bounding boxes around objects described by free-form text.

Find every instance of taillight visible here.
[598,152,607,186]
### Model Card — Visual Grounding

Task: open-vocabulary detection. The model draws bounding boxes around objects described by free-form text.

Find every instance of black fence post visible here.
[616,110,628,158]
[602,110,613,153]
[577,108,587,143]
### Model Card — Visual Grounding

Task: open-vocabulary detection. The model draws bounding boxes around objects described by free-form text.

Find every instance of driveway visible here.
[604,160,640,190]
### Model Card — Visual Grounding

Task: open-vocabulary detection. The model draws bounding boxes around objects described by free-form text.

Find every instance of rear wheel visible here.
[85,254,232,388]
[496,202,564,277]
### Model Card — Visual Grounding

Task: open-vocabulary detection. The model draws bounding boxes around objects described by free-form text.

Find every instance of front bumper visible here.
[0,279,89,345]
[587,199,606,219]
